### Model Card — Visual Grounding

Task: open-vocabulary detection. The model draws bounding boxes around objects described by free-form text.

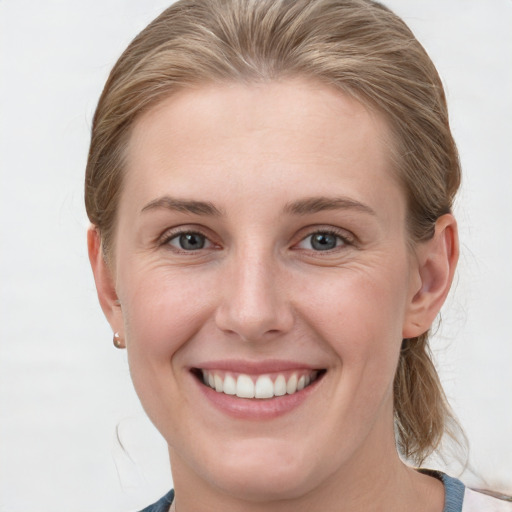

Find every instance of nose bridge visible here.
[215,241,293,341]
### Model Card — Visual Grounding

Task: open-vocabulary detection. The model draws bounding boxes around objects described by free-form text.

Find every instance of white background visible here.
[0,1,511,511]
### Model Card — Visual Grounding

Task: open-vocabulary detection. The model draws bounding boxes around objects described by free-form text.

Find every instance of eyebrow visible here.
[141,195,375,217]
[141,196,223,216]
[284,196,376,216]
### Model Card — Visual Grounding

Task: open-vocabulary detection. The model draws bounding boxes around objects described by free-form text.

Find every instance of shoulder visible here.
[138,489,174,512]
[463,487,512,512]
[419,469,512,512]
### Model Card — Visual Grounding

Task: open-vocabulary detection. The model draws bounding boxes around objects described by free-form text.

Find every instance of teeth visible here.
[255,375,274,399]
[286,374,297,394]
[214,374,223,393]
[200,370,320,399]
[236,374,254,398]
[223,374,236,395]
[274,375,287,396]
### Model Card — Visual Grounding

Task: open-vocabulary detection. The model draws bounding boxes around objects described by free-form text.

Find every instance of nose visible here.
[214,250,294,343]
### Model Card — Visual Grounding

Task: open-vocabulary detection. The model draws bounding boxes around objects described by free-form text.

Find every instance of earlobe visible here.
[87,226,123,334]
[402,214,459,339]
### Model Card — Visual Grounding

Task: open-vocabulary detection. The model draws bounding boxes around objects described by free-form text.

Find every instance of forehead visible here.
[123,79,403,220]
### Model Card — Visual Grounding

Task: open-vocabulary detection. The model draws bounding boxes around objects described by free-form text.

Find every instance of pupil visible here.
[179,233,205,250]
[311,233,337,251]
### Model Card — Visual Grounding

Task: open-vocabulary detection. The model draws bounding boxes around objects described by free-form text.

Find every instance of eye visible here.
[296,231,348,251]
[167,232,213,251]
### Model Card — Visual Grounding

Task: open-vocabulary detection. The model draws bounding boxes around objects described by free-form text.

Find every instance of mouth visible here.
[191,368,326,399]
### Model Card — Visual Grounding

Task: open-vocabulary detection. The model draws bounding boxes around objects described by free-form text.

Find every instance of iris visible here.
[310,233,338,251]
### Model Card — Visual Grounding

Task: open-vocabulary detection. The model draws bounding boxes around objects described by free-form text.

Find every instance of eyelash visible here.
[159,226,355,253]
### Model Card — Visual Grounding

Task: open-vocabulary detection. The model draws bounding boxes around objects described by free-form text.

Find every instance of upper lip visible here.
[192,359,321,374]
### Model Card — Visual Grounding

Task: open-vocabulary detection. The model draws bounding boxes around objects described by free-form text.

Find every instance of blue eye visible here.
[310,233,339,251]
[168,232,211,251]
[297,232,346,251]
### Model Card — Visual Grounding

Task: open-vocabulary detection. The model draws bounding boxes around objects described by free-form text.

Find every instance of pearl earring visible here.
[113,332,125,349]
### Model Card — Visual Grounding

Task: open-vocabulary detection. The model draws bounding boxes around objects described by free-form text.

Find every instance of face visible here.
[101,80,430,500]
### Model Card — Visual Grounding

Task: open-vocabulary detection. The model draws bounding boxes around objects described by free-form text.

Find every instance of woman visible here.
[85,0,511,510]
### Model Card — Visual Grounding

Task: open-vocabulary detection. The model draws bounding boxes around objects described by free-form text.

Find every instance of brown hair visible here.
[85,0,462,465]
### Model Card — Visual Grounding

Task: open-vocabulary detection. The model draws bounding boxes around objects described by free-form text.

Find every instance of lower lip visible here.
[193,373,324,420]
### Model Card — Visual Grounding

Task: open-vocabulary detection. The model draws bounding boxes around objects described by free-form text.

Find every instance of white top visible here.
[463,488,512,512]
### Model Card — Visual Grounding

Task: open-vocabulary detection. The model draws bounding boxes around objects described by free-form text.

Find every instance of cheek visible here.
[118,265,218,431]
[117,264,218,417]
[296,261,409,396]
[300,264,409,347]
[119,265,216,353]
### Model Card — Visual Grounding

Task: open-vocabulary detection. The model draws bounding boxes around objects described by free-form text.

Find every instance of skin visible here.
[89,79,458,512]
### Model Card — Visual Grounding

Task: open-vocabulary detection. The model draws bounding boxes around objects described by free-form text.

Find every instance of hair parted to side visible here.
[85,0,463,465]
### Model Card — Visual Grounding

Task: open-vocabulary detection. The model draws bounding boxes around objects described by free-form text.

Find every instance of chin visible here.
[189,437,323,502]
[210,459,316,502]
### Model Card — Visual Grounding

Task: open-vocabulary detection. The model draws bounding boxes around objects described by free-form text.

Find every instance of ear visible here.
[87,226,124,336]
[402,214,459,339]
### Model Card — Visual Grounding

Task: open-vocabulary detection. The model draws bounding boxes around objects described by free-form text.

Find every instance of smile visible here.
[199,369,322,399]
